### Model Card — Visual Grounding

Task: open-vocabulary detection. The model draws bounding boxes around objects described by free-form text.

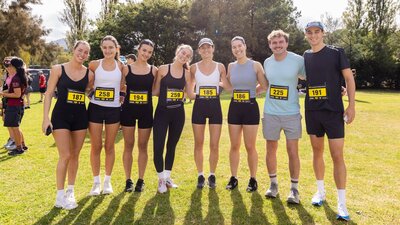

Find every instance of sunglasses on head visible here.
[3,61,11,68]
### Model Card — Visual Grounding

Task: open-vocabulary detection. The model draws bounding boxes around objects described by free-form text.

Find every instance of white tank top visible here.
[195,62,220,95]
[90,59,122,107]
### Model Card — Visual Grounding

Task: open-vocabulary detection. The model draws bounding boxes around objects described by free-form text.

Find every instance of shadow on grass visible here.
[0,153,13,163]
[73,195,106,224]
[230,189,249,224]
[250,192,270,224]
[287,202,314,224]
[33,196,91,225]
[204,189,224,224]
[91,192,125,224]
[183,188,203,225]
[112,192,141,224]
[270,196,294,225]
[323,201,358,225]
[134,191,175,225]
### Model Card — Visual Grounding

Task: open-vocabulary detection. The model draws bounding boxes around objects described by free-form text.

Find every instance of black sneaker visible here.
[8,148,24,156]
[246,177,258,192]
[208,175,216,189]
[134,179,145,192]
[124,179,134,192]
[226,176,238,190]
[197,175,205,189]
[22,145,28,151]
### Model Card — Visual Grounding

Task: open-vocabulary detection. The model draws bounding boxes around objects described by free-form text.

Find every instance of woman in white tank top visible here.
[87,35,125,196]
[189,38,231,189]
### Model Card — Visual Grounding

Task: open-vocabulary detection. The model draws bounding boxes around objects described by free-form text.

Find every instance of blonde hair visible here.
[267,30,289,44]
[173,44,193,68]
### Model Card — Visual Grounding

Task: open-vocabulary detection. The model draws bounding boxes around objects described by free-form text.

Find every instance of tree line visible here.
[1,0,399,89]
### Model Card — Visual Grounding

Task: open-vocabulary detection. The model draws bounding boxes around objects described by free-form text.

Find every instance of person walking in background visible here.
[121,39,157,192]
[303,21,355,221]
[190,38,231,189]
[225,36,268,192]
[152,44,194,193]
[38,70,47,102]
[24,71,33,109]
[262,30,305,204]
[88,35,125,196]
[42,40,93,210]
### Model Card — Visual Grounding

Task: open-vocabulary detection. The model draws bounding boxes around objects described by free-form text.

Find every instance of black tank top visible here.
[158,64,186,107]
[55,65,89,109]
[124,65,154,105]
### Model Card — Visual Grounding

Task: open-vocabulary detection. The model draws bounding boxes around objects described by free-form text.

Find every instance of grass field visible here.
[0,90,399,225]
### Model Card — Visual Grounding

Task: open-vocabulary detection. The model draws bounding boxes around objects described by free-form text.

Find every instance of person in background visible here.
[38,70,47,102]
[125,54,137,65]
[24,71,33,109]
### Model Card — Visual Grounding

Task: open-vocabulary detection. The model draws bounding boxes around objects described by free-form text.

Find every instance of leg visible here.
[104,122,120,176]
[53,129,72,190]
[192,124,206,173]
[228,124,242,177]
[153,110,169,173]
[137,128,151,179]
[286,139,300,180]
[310,135,325,180]
[67,129,86,185]
[266,140,278,176]
[122,126,135,180]
[208,124,221,173]
[328,138,346,189]
[89,122,103,177]
[164,110,185,171]
[242,125,259,178]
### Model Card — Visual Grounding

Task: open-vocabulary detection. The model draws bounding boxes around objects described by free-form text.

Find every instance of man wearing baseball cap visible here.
[303,21,356,221]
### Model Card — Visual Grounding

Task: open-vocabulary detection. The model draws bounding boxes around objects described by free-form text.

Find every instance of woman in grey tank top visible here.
[225,36,268,192]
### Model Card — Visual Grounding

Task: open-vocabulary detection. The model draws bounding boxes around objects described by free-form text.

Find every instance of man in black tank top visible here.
[304,21,356,221]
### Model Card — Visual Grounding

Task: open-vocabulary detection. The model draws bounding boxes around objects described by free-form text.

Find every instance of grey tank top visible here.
[230,59,257,98]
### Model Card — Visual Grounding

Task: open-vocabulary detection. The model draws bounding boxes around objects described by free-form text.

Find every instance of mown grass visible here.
[0,90,399,224]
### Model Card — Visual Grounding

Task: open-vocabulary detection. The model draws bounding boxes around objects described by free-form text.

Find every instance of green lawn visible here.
[1,90,399,225]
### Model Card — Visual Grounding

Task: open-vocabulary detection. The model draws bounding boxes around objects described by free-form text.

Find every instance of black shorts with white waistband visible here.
[88,102,120,124]
[227,98,259,125]
[192,96,222,125]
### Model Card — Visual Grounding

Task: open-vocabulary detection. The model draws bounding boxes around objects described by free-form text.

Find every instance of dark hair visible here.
[73,40,90,50]
[125,54,137,61]
[101,35,120,61]
[10,57,27,88]
[231,36,246,44]
[138,39,155,49]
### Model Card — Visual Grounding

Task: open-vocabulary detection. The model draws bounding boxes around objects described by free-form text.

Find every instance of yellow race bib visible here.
[166,88,184,102]
[269,85,289,100]
[67,89,85,104]
[308,85,327,100]
[233,90,250,103]
[129,91,148,104]
[199,86,218,99]
[94,87,115,101]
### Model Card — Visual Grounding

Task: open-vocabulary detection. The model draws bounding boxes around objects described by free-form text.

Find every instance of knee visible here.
[138,142,148,152]
[59,152,71,162]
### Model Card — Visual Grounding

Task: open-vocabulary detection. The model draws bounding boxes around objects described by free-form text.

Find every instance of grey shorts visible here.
[262,113,302,141]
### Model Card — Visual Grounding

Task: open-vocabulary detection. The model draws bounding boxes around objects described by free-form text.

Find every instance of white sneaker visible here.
[3,138,13,148]
[157,178,167,193]
[102,181,113,194]
[165,177,178,189]
[89,182,101,196]
[54,194,65,208]
[337,203,350,221]
[265,182,279,198]
[64,189,78,210]
[311,191,326,206]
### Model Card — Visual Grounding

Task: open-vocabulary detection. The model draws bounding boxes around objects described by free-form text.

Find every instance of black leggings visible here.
[153,105,185,173]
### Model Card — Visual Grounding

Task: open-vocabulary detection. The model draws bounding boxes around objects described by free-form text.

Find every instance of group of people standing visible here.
[38,21,354,221]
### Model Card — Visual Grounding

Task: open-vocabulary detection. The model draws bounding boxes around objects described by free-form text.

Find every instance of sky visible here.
[30,0,349,42]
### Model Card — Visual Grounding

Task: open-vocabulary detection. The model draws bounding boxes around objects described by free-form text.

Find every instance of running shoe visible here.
[89,182,101,196]
[287,188,300,204]
[226,176,238,190]
[7,148,24,156]
[6,143,16,151]
[54,194,65,208]
[246,177,258,192]
[124,179,134,192]
[265,182,279,198]
[165,177,178,188]
[64,189,78,210]
[336,203,350,221]
[134,179,145,192]
[311,191,326,206]
[3,138,13,148]
[103,181,113,194]
[158,178,167,193]
[197,175,205,189]
[208,175,216,189]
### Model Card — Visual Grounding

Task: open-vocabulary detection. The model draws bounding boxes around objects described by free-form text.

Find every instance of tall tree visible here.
[59,0,89,51]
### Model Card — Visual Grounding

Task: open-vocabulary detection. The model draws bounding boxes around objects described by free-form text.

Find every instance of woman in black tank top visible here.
[42,41,94,210]
[120,39,158,192]
[152,44,195,193]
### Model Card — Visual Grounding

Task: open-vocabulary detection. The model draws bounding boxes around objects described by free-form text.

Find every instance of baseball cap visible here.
[198,38,214,48]
[305,21,325,31]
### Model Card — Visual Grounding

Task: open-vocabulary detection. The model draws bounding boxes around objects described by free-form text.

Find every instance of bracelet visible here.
[119,92,126,97]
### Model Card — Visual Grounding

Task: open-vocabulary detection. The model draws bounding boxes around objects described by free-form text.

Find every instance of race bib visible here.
[94,87,115,101]
[308,85,327,100]
[199,86,218,99]
[269,85,289,100]
[129,91,148,104]
[166,88,184,102]
[67,89,85,104]
[233,90,250,103]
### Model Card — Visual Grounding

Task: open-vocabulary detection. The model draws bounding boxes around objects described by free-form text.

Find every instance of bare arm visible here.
[42,65,61,133]
[342,68,356,124]
[185,67,195,100]
[218,63,232,92]
[254,62,268,95]
[152,65,167,96]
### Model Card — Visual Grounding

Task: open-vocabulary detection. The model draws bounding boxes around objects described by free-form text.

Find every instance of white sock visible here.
[317,180,325,194]
[67,185,74,191]
[157,171,165,179]
[57,189,64,198]
[164,170,171,178]
[269,174,277,184]
[198,172,204,177]
[104,175,111,183]
[291,179,299,190]
[337,189,346,205]
[94,175,101,184]
[209,172,215,176]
